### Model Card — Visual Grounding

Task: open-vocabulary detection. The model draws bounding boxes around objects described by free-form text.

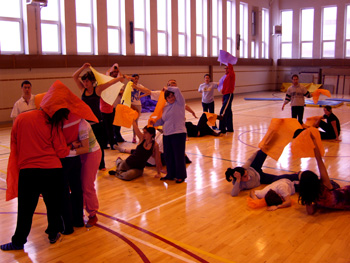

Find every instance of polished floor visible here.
[0,91,350,263]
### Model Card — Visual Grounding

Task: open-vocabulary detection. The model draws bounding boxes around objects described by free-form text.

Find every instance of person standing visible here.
[130,74,151,143]
[198,74,218,113]
[282,74,311,124]
[151,80,187,183]
[218,64,235,133]
[1,107,70,251]
[10,80,36,120]
[73,63,124,170]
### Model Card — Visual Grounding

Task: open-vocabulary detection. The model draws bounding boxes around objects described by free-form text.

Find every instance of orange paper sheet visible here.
[113,104,139,128]
[204,112,218,127]
[258,118,303,161]
[34,93,47,109]
[312,89,331,104]
[291,127,324,160]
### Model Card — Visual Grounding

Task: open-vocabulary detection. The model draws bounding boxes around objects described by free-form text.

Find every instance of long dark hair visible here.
[48,108,70,132]
[225,167,245,183]
[298,170,321,205]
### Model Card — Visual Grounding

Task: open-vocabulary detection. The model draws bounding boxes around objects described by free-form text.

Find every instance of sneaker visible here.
[86,215,98,228]
[132,137,137,143]
[49,233,61,244]
[175,178,185,184]
[0,242,24,251]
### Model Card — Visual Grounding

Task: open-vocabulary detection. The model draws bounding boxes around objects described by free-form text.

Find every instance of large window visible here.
[281,10,293,58]
[41,0,62,54]
[157,0,171,56]
[76,0,95,54]
[300,8,314,58]
[239,2,248,58]
[0,0,25,54]
[345,5,350,57]
[196,0,207,57]
[134,0,150,55]
[178,0,190,56]
[211,0,222,57]
[322,6,337,58]
[261,8,269,59]
[107,0,122,54]
[226,0,236,55]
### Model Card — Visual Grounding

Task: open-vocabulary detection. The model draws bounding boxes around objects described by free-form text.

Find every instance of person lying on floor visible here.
[225,150,299,196]
[249,179,295,211]
[109,120,163,180]
[186,112,222,137]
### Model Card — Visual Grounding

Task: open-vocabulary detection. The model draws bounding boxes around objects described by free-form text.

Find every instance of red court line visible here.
[97,211,210,263]
[96,223,150,263]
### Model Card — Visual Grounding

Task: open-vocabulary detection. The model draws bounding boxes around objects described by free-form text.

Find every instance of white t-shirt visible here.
[255,179,295,199]
[11,95,36,118]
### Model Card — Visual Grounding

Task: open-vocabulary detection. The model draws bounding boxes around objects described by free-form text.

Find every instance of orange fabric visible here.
[291,127,324,160]
[40,80,98,123]
[247,197,267,209]
[7,139,19,201]
[34,93,46,109]
[258,118,303,161]
[312,89,331,104]
[304,116,323,128]
[113,104,139,128]
[148,91,166,126]
[204,112,218,127]
[7,110,69,201]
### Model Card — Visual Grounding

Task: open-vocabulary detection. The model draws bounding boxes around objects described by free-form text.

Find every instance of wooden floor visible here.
[1,91,350,263]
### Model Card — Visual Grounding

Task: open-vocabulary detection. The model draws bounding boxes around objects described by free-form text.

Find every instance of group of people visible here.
[225,74,346,213]
[2,63,347,253]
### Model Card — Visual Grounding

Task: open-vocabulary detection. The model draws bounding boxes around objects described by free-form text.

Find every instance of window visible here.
[107,0,122,54]
[261,8,269,59]
[178,0,190,56]
[300,8,314,58]
[196,0,207,57]
[0,0,25,54]
[322,6,337,58]
[281,10,293,58]
[41,0,62,54]
[211,0,222,57]
[157,0,171,56]
[76,0,95,54]
[239,2,248,58]
[226,0,236,56]
[345,5,350,57]
[134,0,150,55]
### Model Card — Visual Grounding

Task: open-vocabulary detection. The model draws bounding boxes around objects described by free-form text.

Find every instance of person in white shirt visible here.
[198,74,218,113]
[10,80,36,120]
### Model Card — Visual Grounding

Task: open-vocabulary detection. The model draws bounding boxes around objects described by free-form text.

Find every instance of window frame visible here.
[321,5,337,58]
[40,0,62,54]
[76,0,95,55]
[0,0,25,54]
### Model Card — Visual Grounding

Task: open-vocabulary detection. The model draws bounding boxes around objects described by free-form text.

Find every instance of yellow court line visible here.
[0,144,10,149]
[99,210,236,263]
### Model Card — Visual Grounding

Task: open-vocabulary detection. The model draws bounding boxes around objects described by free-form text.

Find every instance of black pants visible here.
[60,157,84,230]
[202,101,215,113]
[319,120,337,139]
[219,93,234,133]
[291,106,304,124]
[12,168,63,246]
[91,123,106,169]
[101,111,117,147]
[250,150,299,184]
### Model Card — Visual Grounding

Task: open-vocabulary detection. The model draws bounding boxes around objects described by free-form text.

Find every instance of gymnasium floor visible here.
[0,91,349,263]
